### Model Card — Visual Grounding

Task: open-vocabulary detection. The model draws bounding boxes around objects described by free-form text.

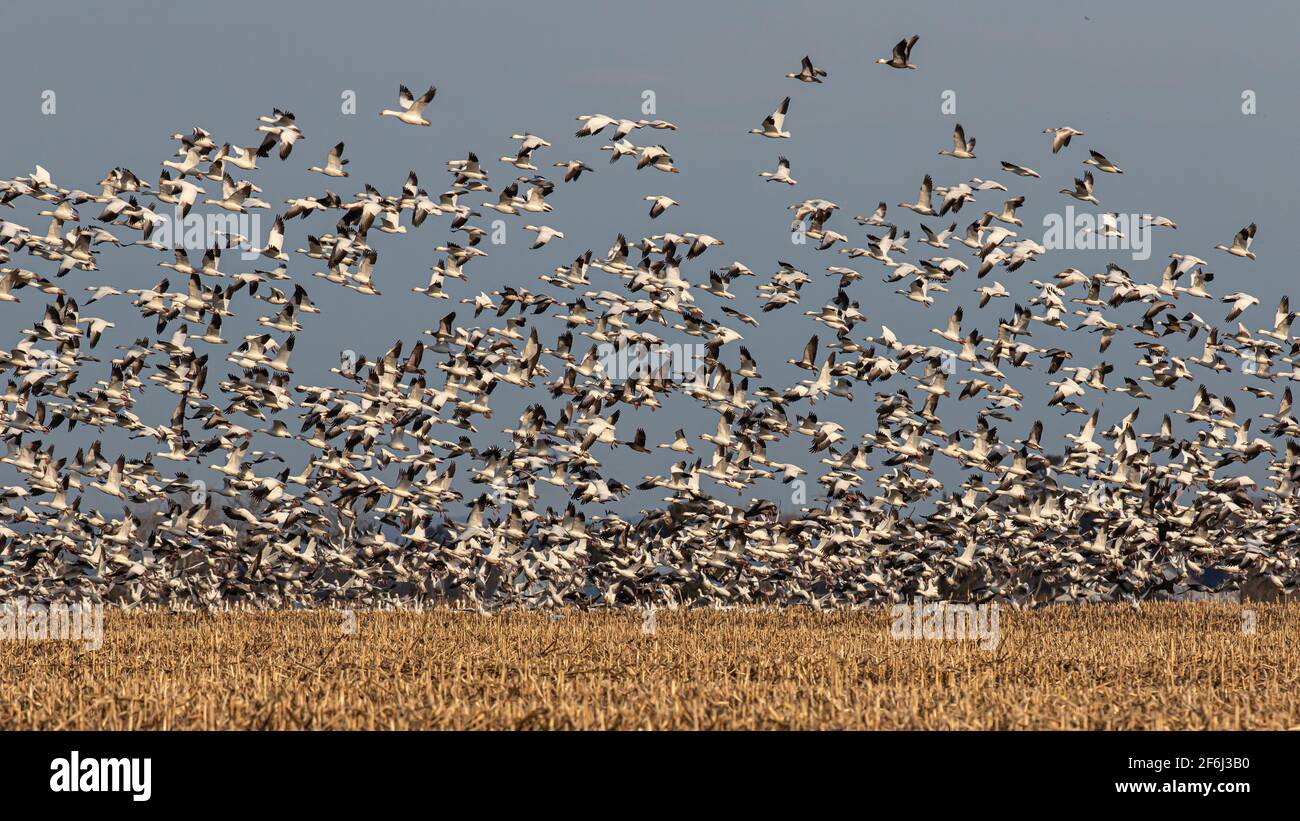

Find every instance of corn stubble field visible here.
[2,603,1297,730]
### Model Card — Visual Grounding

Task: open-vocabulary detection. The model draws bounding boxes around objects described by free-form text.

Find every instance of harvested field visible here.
[1,602,1297,730]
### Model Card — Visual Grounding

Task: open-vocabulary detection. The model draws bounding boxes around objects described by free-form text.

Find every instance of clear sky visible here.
[1,0,1297,513]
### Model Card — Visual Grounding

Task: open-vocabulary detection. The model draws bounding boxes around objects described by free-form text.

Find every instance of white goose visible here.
[759,156,797,185]
[1043,126,1083,154]
[1083,150,1124,174]
[308,142,350,177]
[1215,223,1256,260]
[786,55,828,83]
[380,85,437,126]
[898,174,937,216]
[749,97,790,139]
[939,124,976,159]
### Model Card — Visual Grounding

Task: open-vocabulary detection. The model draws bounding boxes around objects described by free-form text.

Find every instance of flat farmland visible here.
[1,603,1296,730]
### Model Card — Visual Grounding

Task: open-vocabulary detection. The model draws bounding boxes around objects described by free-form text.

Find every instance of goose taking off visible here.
[3,28,1298,620]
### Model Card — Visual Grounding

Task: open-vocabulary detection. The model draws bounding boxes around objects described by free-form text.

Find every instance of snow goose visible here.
[987,196,1025,226]
[308,142,350,177]
[554,160,593,182]
[381,85,437,126]
[877,36,918,69]
[600,139,638,164]
[574,113,617,138]
[255,123,304,160]
[786,55,828,83]
[524,225,564,249]
[1043,126,1083,154]
[1215,223,1256,260]
[1141,215,1178,230]
[1083,149,1123,174]
[918,222,957,248]
[896,276,933,305]
[1000,160,1040,178]
[939,123,976,159]
[898,174,937,216]
[1059,171,1098,205]
[749,97,791,138]
[161,148,204,178]
[202,175,254,213]
[1223,291,1260,321]
[216,143,261,171]
[643,195,678,219]
[759,156,797,185]
[853,203,889,226]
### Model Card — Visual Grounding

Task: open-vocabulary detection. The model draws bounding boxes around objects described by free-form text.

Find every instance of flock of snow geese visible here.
[0,35,1295,611]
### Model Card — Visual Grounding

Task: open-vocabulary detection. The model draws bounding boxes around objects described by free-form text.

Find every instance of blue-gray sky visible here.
[1,0,1297,512]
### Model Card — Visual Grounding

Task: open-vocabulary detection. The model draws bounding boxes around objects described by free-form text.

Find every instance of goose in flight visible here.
[256,121,304,160]
[1215,223,1257,260]
[524,225,564,249]
[1059,171,1098,205]
[749,97,791,139]
[986,196,1025,226]
[554,160,593,182]
[786,55,828,83]
[381,85,437,126]
[877,35,919,69]
[1142,215,1178,230]
[896,276,934,305]
[308,142,349,177]
[759,156,797,185]
[4,43,1297,617]
[898,174,937,216]
[1223,291,1260,321]
[1043,126,1083,154]
[1000,160,1040,178]
[644,195,678,219]
[574,114,617,138]
[853,203,890,227]
[1083,149,1123,174]
[939,124,976,159]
